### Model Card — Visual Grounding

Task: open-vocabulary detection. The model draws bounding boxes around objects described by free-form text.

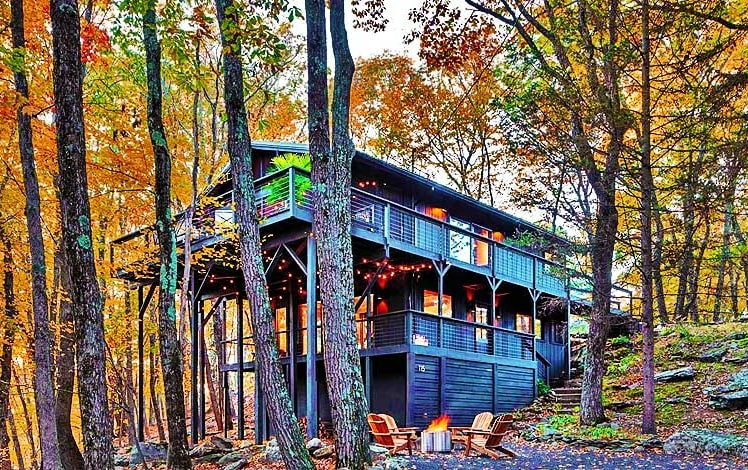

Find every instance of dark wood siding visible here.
[410,355,440,428]
[536,339,565,380]
[370,355,407,426]
[444,359,493,426]
[495,364,534,412]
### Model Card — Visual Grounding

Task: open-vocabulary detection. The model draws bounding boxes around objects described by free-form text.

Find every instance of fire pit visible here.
[420,415,451,453]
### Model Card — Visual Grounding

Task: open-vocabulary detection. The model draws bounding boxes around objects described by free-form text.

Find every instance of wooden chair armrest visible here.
[398,427,418,432]
[463,429,491,436]
[391,431,414,437]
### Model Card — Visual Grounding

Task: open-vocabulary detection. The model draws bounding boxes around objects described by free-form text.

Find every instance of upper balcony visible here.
[111,166,632,310]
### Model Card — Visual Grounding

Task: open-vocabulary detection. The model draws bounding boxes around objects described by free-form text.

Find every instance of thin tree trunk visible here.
[713,197,735,322]
[55,248,84,470]
[142,2,191,467]
[7,406,25,470]
[687,217,711,323]
[652,192,667,324]
[639,0,656,433]
[11,367,37,469]
[11,1,60,467]
[201,337,222,432]
[1,223,17,470]
[315,2,371,467]
[50,1,113,467]
[214,1,313,468]
[213,308,234,427]
[148,332,166,443]
[178,42,203,355]
[124,290,138,446]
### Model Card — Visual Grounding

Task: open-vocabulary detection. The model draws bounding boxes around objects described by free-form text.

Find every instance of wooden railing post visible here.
[383,203,391,244]
[405,310,413,346]
[289,166,296,217]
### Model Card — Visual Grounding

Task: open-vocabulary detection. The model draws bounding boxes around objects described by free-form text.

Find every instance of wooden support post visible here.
[289,288,296,411]
[137,284,156,443]
[190,273,199,445]
[237,294,245,440]
[566,289,572,381]
[198,299,206,439]
[306,236,318,438]
[528,288,540,397]
[485,276,502,327]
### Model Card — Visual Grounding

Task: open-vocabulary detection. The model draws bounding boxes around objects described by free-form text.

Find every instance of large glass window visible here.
[424,290,452,317]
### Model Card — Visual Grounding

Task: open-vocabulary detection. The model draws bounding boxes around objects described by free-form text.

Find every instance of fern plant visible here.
[266,153,312,206]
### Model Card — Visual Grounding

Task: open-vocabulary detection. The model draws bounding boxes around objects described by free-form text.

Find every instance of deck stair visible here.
[552,385,582,414]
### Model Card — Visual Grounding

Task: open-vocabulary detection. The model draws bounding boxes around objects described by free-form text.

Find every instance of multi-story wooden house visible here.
[112,141,630,444]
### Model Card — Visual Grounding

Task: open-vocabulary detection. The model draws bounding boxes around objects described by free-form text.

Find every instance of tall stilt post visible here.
[306,236,318,438]
[190,273,199,445]
[237,294,245,440]
[198,299,206,439]
[288,288,296,411]
[137,285,145,442]
[528,288,541,396]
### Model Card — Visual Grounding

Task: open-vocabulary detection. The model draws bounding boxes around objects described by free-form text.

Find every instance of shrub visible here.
[537,379,552,396]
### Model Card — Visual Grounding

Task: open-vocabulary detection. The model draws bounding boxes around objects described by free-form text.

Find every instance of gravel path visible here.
[398,442,744,469]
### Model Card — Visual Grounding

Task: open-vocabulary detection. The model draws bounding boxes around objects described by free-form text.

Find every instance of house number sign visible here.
[417,364,427,373]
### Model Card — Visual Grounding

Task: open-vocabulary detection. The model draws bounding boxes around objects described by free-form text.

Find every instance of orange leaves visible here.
[81,22,111,64]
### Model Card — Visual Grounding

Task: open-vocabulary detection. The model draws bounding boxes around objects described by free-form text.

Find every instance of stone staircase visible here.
[552,384,582,414]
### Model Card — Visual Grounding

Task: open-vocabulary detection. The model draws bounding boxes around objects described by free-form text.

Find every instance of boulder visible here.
[261,439,282,464]
[224,459,248,470]
[654,366,694,383]
[218,450,248,465]
[699,346,727,363]
[306,437,324,452]
[129,442,167,465]
[664,429,748,457]
[189,441,219,457]
[706,367,748,410]
[210,434,233,451]
[313,446,334,459]
[726,332,748,341]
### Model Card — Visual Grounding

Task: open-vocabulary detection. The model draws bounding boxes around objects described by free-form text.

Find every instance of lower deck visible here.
[242,351,536,442]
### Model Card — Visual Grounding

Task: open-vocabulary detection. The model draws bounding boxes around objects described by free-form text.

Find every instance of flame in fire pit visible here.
[425,414,450,432]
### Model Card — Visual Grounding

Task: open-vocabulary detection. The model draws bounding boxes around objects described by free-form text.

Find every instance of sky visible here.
[291,0,421,61]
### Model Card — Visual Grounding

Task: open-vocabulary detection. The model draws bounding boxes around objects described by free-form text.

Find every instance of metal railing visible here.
[228,310,535,364]
[111,167,612,308]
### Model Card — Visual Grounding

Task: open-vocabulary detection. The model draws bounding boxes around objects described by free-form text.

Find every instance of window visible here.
[424,290,452,317]
[214,208,234,232]
[275,307,288,354]
[354,295,373,348]
[299,302,322,354]
[475,305,488,342]
[515,313,532,334]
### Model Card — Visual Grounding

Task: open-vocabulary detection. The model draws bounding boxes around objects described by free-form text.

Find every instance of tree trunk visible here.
[652,192,668,324]
[674,150,700,321]
[55,248,85,470]
[11,1,61,467]
[142,2,192,467]
[201,335,222,432]
[214,1,313,468]
[50,1,113,467]
[123,290,138,446]
[1,224,17,470]
[12,366,37,469]
[639,0,656,433]
[713,205,731,322]
[213,307,234,427]
[314,2,371,467]
[7,407,25,470]
[149,332,166,443]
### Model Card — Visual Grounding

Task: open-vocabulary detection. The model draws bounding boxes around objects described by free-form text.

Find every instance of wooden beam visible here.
[306,236,318,438]
[282,243,308,277]
[264,245,285,278]
[137,283,156,442]
[237,294,245,440]
[354,259,388,313]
